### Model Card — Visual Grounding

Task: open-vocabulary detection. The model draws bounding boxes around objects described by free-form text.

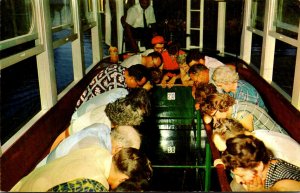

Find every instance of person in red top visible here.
[161,41,186,88]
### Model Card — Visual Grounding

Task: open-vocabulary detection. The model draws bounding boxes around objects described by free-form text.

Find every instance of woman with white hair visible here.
[212,65,267,111]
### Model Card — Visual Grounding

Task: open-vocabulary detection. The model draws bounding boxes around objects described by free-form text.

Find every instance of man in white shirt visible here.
[122,0,157,52]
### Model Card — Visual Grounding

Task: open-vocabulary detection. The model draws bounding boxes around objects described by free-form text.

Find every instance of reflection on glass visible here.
[203,0,217,50]
[83,30,93,69]
[191,0,200,9]
[53,41,74,94]
[1,58,41,144]
[0,0,32,41]
[273,40,296,96]
[250,0,265,31]
[225,1,243,55]
[80,0,94,25]
[273,0,299,38]
[50,0,72,27]
[251,33,263,70]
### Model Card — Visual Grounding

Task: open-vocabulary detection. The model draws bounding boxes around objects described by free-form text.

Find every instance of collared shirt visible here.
[232,101,287,134]
[69,105,111,135]
[229,80,267,111]
[35,123,112,168]
[72,88,128,120]
[11,146,112,191]
[120,54,143,68]
[205,56,225,87]
[126,4,156,28]
[75,64,127,109]
[142,49,155,56]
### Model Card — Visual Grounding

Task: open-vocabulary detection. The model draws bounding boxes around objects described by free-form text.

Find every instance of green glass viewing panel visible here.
[151,86,195,125]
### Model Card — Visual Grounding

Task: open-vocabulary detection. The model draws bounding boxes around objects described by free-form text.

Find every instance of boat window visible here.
[1,57,41,144]
[80,0,95,26]
[203,1,218,50]
[250,33,263,71]
[250,0,265,31]
[273,41,296,96]
[273,0,299,39]
[225,1,243,55]
[0,0,33,41]
[83,30,93,69]
[50,0,72,28]
[54,41,74,93]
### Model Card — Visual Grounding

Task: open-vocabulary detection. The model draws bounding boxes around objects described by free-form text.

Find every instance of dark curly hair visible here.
[221,134,273,171]
[200,93,236,115]
[194,83,217,106]
[113,148,153,182]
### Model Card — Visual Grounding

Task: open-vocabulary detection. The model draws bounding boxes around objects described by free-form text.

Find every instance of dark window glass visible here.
[1,57,41,144]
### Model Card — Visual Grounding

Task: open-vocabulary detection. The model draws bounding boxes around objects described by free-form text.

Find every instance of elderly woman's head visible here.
[212,66,239,93]
[105,98,144,127]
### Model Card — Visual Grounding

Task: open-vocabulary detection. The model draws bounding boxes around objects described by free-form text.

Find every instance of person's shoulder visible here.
[271,179,300,191]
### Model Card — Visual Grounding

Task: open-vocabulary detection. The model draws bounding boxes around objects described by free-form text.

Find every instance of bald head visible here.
[110,126,142,154]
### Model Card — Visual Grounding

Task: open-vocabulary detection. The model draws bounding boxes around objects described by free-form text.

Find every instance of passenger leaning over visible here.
[11,147,153,192]
[50,88,150,151]
[200,93,287,134]
[161,41,187,88]
[188,64,210,98]
[36,123,142,168]
[193,83,217,110]
[212,118,300,167]
[221,134,300,191]
[75,64,149,109]
[212,65,267,111]
[120,52,163,90]
[185,50,225,85]
[120,51,163,69]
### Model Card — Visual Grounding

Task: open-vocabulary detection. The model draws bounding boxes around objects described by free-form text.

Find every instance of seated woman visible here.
[11,147,153,192]
[200,93,287,134]
[212,65,267,111]
[221,134,300,191]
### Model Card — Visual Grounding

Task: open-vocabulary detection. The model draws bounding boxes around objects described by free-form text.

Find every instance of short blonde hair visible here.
[212,66,239,84]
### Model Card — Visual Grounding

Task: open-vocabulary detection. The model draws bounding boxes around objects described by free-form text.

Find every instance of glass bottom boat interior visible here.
[137,86,220,191]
